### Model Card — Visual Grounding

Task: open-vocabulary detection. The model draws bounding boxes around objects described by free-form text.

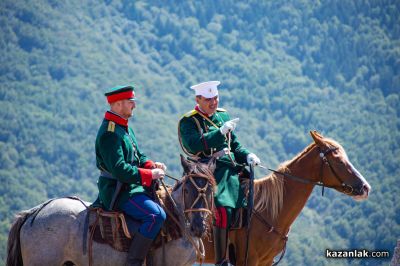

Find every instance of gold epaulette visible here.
[107,121,115,132]
[217,108,227,112]
[183,109,198,118]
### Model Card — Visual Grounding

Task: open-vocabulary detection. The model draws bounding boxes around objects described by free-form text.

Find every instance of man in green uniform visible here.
[95,85,167,266]
[178,81,260,266]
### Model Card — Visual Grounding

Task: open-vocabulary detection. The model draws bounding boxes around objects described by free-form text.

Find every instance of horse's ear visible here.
[180,154,192,173]
[310,130,324,145]
[207,156,217,173]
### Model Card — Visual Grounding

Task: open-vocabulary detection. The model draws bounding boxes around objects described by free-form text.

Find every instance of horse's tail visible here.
[6,205,43,266]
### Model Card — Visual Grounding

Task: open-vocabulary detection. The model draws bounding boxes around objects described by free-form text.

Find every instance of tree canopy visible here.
[0,0,399,265]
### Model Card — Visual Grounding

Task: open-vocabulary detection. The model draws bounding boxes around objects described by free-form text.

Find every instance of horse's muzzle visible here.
[351,183,371,201]
[190,216,208,237]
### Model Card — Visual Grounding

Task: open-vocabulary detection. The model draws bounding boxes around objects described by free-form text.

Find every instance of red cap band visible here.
[107,90,135,103]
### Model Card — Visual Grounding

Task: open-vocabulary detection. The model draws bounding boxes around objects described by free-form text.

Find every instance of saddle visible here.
[89,197,181,253]
[229,171,251,230]
[89,208,137,252]
[230,207,248,230]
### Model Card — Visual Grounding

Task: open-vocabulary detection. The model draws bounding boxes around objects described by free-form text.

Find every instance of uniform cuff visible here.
[138,168,153,187]
[142,160,155,169]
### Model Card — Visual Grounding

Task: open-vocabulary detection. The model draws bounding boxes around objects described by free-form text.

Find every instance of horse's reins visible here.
[158,175,206,261]
[158,172,214,262]
[157,191,206,263]
[178,141,351,265]
[163,172,214,216]
[195,111,237,166]
[258,147,355,196]
[180,173,214,262]
[249,145,356,266]
[183,113,356,264]
[165,173,180,182]
[182,174,214,215]
[251,210,289,266]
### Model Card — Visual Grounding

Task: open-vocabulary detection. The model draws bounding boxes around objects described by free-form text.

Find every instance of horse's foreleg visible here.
[201,235,216,263]
[152,238,197,266]
[229,229,264,266]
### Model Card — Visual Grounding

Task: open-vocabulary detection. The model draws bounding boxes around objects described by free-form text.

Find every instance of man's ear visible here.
[110,101,121,110]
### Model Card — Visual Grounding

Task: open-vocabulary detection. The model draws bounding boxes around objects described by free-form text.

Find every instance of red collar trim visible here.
[195,105,213,117]
[104,111,128,127]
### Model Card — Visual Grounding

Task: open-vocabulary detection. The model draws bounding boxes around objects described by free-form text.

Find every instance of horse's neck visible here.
[169,185,185,222]
[273,149,319,232]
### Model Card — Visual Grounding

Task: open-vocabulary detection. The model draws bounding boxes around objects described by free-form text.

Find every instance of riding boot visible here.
[126,232,153,266]
[213,226,229,266]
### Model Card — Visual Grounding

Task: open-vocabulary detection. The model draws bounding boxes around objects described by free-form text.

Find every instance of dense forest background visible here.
[0,0,399,265]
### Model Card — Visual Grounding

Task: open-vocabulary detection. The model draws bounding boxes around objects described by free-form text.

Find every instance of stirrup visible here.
[216,260,231,266]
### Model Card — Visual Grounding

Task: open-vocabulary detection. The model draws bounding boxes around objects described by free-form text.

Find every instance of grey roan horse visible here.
[7,156,216,266]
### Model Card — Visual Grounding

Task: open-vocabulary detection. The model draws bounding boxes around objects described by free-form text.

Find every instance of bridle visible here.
[266,145,356,196]
[156,171,215,263]
[179,172,214,263]
[253,145,359,266]
[181,173,214,217]
[317,146,354,196]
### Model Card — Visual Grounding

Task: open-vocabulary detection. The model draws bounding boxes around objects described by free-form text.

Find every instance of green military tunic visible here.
[178,107,250,208]
[95,111,154,210]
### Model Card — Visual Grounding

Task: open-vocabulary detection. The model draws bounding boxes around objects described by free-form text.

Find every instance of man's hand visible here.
[154,162,167,172]
[151,168,165,180]
[220,118,240,135]
[247,153,261,166]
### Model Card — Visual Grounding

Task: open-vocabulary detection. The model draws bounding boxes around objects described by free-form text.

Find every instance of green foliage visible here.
[0,0,399,265]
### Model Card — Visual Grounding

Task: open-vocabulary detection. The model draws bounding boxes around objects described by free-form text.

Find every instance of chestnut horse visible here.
[200,131,371,266]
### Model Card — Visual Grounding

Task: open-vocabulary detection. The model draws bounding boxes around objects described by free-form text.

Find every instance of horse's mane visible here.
[254,143,318,221]
[254,137,344,222]
[254,170,285,223]
[174,162,217,191]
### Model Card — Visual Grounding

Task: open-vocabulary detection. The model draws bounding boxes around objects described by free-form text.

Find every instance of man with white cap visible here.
[178,81,260,266]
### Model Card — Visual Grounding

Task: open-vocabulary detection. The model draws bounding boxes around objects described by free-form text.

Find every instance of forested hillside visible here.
[1,1,399,265]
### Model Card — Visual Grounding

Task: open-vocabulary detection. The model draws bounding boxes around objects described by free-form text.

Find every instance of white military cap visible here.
[190,81,220,98]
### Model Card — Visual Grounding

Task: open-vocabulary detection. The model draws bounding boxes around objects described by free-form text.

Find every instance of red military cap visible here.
[105,85,136,103]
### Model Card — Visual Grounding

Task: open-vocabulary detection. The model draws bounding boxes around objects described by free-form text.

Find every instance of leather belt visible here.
[100,171,116,180]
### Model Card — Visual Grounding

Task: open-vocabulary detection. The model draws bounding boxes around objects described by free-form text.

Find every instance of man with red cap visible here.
[178,81,260,266]
[95,85,166,266]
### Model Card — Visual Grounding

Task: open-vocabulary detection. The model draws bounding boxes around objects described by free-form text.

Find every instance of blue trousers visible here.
[121,194,166,239]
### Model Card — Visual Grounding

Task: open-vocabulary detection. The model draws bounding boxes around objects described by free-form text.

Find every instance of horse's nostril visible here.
[363,184,369,195]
